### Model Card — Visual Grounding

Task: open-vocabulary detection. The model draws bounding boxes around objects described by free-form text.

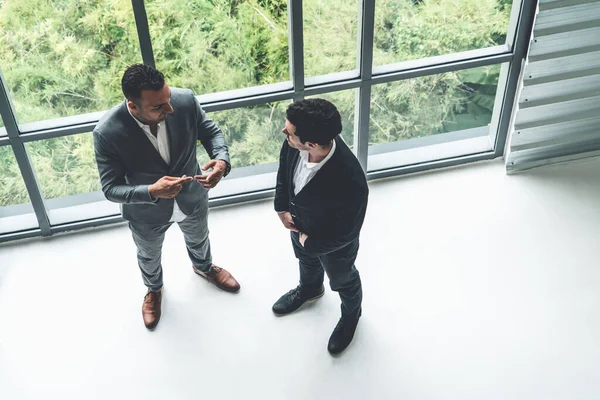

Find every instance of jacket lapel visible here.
[165,113,177,168]
[292,139,341,198]
[120,102,169,170]
[288,149,300,197]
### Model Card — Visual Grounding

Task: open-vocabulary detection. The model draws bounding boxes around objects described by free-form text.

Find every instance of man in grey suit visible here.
[93,64,240,330]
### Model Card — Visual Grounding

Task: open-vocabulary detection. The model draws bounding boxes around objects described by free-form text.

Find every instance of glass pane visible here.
[304,0,358,78]
[0,1,142,124]
[373,0,513,66]
[199,101,290,171]
[147,0,290,95]
[0,113,5,136]
[306,89,356,148]
[367,64,501,171]
[370,65,501,145]
[0,145,38,233]
[26,134,119,225]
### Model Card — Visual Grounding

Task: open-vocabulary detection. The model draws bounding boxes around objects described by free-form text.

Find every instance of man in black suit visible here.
[272,99,369,355]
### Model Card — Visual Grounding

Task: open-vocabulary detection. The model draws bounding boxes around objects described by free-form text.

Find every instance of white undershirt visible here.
[293,139,336,195]
[128,107,187,223]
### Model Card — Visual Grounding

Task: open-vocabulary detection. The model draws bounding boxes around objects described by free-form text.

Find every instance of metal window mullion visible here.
[354,85,372,171]
[506,0,526,50]
[494,0,539,156]
[289,0,304,101]
[0,70,52,236]
[354,0,376,171]
[132,0,155,67]
[357,0,375,80]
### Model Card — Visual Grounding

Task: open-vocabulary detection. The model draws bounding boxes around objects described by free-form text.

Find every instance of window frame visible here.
[0,0,537,242]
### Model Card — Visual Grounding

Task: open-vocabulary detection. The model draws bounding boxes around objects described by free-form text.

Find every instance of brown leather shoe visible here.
[142,289,162,330]
[193,264,240,293]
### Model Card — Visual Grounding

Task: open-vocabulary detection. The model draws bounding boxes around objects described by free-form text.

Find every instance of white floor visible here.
[1,158,600,400]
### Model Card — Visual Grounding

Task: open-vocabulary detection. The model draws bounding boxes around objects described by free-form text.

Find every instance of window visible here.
[202,101,289,169]
[303,0,359,79]
[368,64,502,171]
[146,0,290,95]
[0,145,38,233]
[373,0,513,67]
[0,0,532,240]
[26,134,118,225]
[0,0,142,125]
[201,101,290,198]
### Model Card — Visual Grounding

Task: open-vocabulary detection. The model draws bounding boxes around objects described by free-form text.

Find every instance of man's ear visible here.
[127,99,139,112]
[307,141,318,149]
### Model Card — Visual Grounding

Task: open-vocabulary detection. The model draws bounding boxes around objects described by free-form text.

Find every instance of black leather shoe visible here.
[272,285,325,315]
[327,308,362,355]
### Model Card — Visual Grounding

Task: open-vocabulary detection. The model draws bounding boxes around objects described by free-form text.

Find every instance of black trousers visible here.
[291,231,362,317]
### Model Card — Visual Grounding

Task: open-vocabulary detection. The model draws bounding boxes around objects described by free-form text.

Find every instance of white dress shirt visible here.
[293,139,336,195]
[128,107,187,223]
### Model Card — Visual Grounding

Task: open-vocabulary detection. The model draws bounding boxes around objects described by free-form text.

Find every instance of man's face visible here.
[128,83,173,124]
[282,119,311,151]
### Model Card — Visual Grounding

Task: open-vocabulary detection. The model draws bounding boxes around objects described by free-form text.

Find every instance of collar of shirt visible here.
[299,138,336,171]
[126,104,162,135]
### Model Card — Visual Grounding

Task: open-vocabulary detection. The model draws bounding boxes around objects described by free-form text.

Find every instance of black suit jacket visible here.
[274,136,369,255]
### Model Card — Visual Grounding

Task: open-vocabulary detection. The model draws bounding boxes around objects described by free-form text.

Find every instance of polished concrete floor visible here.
[1,158,599,400]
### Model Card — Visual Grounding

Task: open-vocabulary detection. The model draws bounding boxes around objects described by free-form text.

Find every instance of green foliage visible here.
[304,0,359,77]
[0,0,511,207]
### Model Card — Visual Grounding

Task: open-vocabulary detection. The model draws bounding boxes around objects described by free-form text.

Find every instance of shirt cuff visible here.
[144,185,159,203]
[213,156,231,176]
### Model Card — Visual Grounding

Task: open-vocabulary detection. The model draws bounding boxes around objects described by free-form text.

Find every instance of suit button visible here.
[291,214,296,218]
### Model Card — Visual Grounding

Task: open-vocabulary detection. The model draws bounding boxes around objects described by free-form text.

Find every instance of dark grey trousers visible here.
[291,231,363,318]
[128,202,212,291]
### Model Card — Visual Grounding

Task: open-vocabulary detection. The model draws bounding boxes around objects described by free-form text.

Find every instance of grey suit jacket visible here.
[93,88,230,225]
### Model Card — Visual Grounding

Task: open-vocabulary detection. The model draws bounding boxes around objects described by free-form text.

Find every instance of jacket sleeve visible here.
[195,97,231,176]
[274,140,290,212]
[302,187,368,255]
[94,129,158,204]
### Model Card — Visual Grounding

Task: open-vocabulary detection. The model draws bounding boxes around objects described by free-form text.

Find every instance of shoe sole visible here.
[272,290,325,316]
[193,268,241,293]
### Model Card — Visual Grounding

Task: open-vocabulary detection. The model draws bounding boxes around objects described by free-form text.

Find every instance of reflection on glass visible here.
[304,0,358,78]
[373,0,512,66]
[26,133,117,225]
[200,101,290,169]
[0,145,38,233]
[147,0,289,95]
[369,65,501,145]
[0,1,142,124]
[307,90,356,147]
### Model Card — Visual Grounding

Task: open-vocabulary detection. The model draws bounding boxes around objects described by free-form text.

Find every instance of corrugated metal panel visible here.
[535,3,600,35]
[520,74,600,107]
[523,51,600,85]
[528,27,600,61]
[511,116,600,150]
[507,0,600,173]
[540,0,599,10]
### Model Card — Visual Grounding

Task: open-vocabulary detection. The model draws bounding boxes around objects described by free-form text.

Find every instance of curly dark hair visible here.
[121,64,165,103]
[286,99,342,145]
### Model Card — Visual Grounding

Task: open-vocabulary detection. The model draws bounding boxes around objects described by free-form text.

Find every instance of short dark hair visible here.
[121,64,165,103]
[286,99,342,145]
